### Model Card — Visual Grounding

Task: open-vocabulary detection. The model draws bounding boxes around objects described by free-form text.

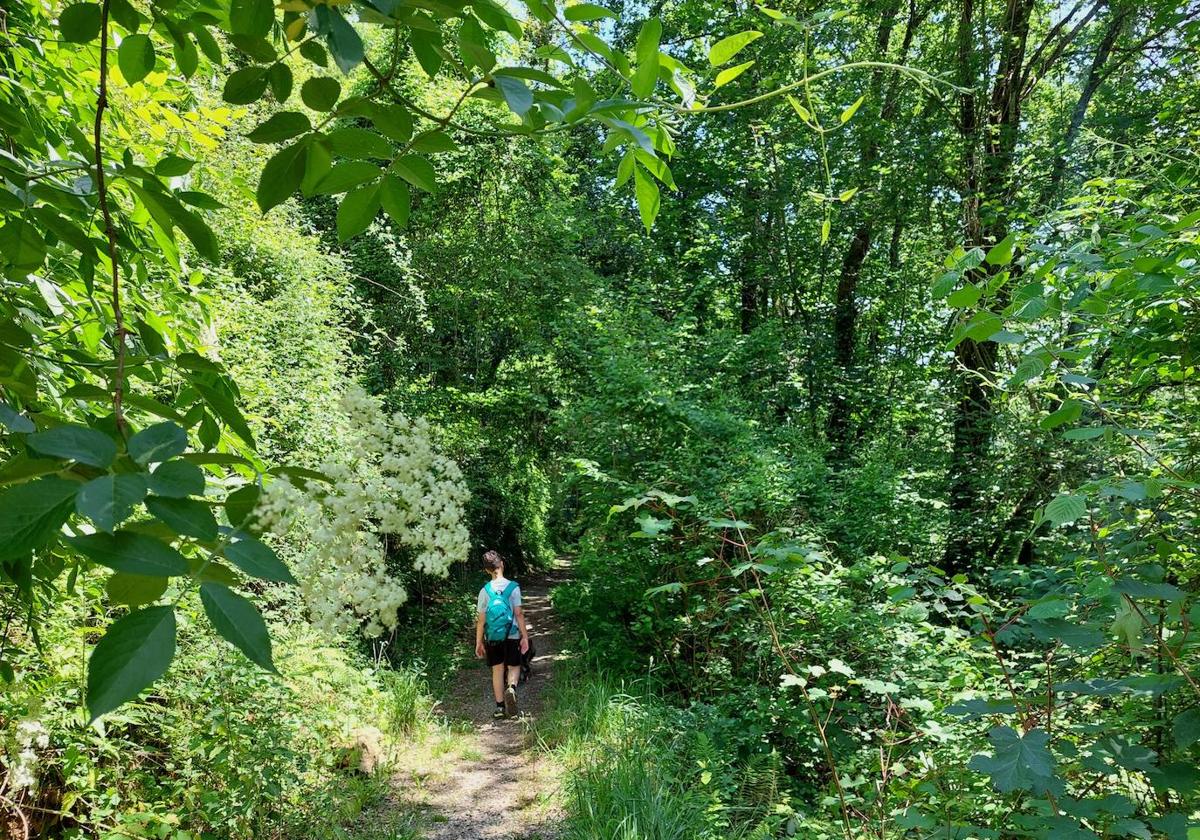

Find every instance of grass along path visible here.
[380,571,568,839]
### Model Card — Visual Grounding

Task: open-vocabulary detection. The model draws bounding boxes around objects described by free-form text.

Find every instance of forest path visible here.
[385,570,568,839]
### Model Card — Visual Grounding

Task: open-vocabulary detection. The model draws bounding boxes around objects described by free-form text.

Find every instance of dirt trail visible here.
[388,572,567,840]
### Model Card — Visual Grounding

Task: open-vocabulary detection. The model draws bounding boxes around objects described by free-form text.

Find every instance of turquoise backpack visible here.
[483,580,518,642]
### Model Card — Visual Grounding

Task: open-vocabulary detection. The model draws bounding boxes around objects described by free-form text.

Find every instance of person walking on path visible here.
[475,550,530,719]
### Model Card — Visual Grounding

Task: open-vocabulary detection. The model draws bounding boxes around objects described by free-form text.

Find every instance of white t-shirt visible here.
[477,578,523,640]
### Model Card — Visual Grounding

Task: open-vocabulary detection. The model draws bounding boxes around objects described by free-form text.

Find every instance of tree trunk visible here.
[824,0,906,457]
[943,0,1036,575]
[1040,4,1129,207]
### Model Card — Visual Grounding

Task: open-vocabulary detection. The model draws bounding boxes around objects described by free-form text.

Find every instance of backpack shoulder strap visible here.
[501,580,517,600]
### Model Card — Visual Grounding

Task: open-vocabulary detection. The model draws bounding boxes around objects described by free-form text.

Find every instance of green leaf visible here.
[0,404,35,434]
[391,154,437,192]
[117,33,156,84]
[1009,354,1047,386]
[248,112,311,144]
[326,8,364,73]
[0,477,79,559]
[223,533,295,583]
[313,161,381,196]
[708,30,762,67]
[128,421,187,466]
[87,605,176,721]
[409,130,458,154]
[256,142,307,213]
[224,484,261,528]
[1040,400,1083,430]
[1172,708,1200,750]
[68,532,190,576]
[230,0,274,38]
[458,16,496,72]
[714,60,754,88]
[268,62,292,102]
[336,183,382,242]
[410,29,443,77]
[223,66,269,104]
[967,726,1055,793]
[301,77,341,111]
[145,496,218,541]
[839,95,865,124]
[493,72,534,116]
[1063,426,1106,440]
[985,232,1017,266]
[631,19,661,98]
[300,39,328,67]
[564,3,617,20]
[27,424,116,467]
[379,175,411,227]
[1044,494,1086,528]
[155,154,194,177]
[326,126,393,160]
[59,3,102,42]
[634,164,659,232]
[147,459,205,498]
[947,283,982,309]
[371,103,413,142]
[199,583,275,671]
[0,219,47,269]
[76,474,148,533]
[105,572,168,607]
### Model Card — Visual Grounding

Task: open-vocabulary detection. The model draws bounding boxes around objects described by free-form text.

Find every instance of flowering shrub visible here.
[258,387,471,637]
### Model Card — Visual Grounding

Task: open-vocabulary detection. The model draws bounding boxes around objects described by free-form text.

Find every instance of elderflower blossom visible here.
[257,387,470,637]
[4,718,49,790]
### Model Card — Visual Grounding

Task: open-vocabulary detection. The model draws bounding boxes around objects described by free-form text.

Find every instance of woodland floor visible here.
[373,570,569,839]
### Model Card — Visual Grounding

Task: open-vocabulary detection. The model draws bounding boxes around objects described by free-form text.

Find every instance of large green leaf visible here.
[105,572,168,607]
[147,459,206,498]
[117,34,156,84]
[230,0,273,39]
[492,72,534,117]
[301,77,341,111]
[128,421,188,466]
[223,533,295,583]
[337,183,382,242]
[256,142,308,214]
[0,477,79,559]
[967,726,1056,793]
[633,165,660,232]
[1044,494,1086,528]
[59,3,102,42]
[313,161,381,196]
[27,424,116,467]
[76,474,148,533]
[1173,708,1200,750]
[223,65,269,104]
[68,531,190,576]
[87,605,177,720]
[247,112,311,144]
[563,3,616,21]
[145,496,218,541]
[199,583,275,671]
[391,155,437,193]
[708,30,762,67]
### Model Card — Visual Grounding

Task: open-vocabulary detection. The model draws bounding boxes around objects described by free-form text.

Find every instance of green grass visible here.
[535,667,780,840]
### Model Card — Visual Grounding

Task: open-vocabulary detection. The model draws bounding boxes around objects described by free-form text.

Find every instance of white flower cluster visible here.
[257,387,470,637]
[5,718,49,790]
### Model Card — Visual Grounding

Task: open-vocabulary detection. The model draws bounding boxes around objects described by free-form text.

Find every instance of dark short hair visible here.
[482,550,503,571]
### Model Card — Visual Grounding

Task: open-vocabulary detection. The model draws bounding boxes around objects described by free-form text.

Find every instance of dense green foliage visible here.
[2,0,1199,835]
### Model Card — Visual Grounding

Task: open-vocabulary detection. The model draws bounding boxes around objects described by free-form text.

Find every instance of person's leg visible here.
[491,663,505,703]
[503,640,521,717]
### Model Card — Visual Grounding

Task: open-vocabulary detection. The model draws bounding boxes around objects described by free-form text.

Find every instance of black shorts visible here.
[485,639,521,667]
